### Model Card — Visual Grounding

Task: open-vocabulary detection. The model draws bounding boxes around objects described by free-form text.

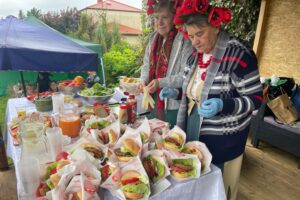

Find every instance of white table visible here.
[103,165,226,200]
[5,97,226,200]
[5,98,37,197]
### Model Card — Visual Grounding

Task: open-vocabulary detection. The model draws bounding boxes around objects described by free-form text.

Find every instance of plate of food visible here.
[120,76,140,94]
[58,76,85,94]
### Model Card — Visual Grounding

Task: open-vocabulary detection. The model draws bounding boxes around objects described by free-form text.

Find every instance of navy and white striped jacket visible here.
[177,31,263,163]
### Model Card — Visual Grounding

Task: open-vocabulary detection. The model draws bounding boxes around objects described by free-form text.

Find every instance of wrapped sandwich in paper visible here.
[52,161,101,199]
[181,141,212,175]
[148,132,163,151]
[168,154,201,182]
[82,116,114,135]
[36,159,72,199]
[141,150,171,195]
[64,173,101,200]
[90,121,120,146]
[148,118,170,136]
[135,118,151,144]
[68,136,109,165]
[111,128,142,162]
[125,117,151,154]
[100,162,118,184]
[101,165,122,190]
[117,158,151,200]
[162,126,186,152]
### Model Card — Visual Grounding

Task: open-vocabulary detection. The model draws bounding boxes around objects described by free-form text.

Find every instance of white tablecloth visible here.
[5,98,37,197]
[5,97,226,200]
[103,165,226,200]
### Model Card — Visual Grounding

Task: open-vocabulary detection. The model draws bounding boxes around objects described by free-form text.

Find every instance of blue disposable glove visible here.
[198,98,223,118]
[159,87,178,100]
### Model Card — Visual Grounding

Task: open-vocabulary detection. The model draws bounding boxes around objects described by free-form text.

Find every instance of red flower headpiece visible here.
[174,0,232,28]
[146,0,184,15]
[208,7,232,26]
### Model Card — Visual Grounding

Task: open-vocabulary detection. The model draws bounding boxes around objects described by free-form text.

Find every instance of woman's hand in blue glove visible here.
[198,98,223,118]
[159,87,178,100]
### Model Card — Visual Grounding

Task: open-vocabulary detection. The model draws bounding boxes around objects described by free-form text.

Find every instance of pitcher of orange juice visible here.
[59,106,81,138]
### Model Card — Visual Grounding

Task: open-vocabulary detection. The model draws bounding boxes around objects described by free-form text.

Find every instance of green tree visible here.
[94,14,111,52]
[42,8,80,34]
[26,7,42,19]
[18,10,25,19]
[94,13,121,52]
[71,13,96,41]
[103,42,142,86]
[111,21,121,45]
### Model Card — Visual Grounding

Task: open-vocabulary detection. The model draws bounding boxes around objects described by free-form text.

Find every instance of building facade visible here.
[81,0,143,45]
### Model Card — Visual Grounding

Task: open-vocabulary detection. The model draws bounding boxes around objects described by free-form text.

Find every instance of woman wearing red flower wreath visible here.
[138,0,193,127]
[160,0,263,199]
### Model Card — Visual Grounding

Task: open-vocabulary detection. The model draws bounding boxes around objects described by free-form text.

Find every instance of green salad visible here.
[79,83,114,96]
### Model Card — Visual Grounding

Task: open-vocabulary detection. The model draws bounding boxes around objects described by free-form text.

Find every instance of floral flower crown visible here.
[146,0,184,15]
[174,0,232,38]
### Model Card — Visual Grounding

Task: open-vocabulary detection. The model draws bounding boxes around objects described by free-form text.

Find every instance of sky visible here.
[0,0,142,18]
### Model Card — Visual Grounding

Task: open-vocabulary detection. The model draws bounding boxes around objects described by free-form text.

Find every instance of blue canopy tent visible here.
[0,16,98,95]
[25,15,106,86]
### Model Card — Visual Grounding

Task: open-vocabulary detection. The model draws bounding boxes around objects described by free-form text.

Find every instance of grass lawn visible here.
[0,95,9,133]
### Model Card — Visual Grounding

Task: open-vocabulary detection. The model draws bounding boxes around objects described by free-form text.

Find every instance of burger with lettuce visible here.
[114,139,140,162]
[81,143,105,161]
[169,158,196,179]
[142,155,165,183]
[120,170,150,199]
[182,145,206,170]
[163,132,184,151]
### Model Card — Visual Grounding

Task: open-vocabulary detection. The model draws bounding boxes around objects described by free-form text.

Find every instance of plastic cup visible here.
[16,105,26,118]
[17,157,40,198]
[52,92,64,113]
[46,127,63,161]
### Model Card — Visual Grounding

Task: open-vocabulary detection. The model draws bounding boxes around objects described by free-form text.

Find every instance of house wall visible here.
[84,9,142,31]
[257,0,300,82]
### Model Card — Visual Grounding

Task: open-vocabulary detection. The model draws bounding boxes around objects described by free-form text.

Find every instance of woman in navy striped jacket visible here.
[160,1,263,199]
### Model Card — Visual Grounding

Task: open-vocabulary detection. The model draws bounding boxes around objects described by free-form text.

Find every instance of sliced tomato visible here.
[121,177,140,185]
[101,165,110,181]
[10,126,19,132]
[170,164,192,173]
[55,151,69,161]
[170,165,186,173]
[49,167,57,175]
[143,159,156,178]
[35,182,49,197]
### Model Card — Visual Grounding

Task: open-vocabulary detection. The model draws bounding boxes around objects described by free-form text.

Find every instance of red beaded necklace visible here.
[198,53,212,80]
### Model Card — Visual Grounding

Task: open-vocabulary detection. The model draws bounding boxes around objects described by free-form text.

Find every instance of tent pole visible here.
[20,71,27,97]
[100,57,106,86]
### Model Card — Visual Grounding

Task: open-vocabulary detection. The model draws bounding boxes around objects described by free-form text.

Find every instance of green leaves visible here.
[210,0,261,45]
[103,42,143,87]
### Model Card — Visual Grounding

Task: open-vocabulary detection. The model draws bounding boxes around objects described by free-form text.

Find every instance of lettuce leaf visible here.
[121,183,149,194]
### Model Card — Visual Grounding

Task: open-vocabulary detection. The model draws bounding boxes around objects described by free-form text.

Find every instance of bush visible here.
[103,42,143,86]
